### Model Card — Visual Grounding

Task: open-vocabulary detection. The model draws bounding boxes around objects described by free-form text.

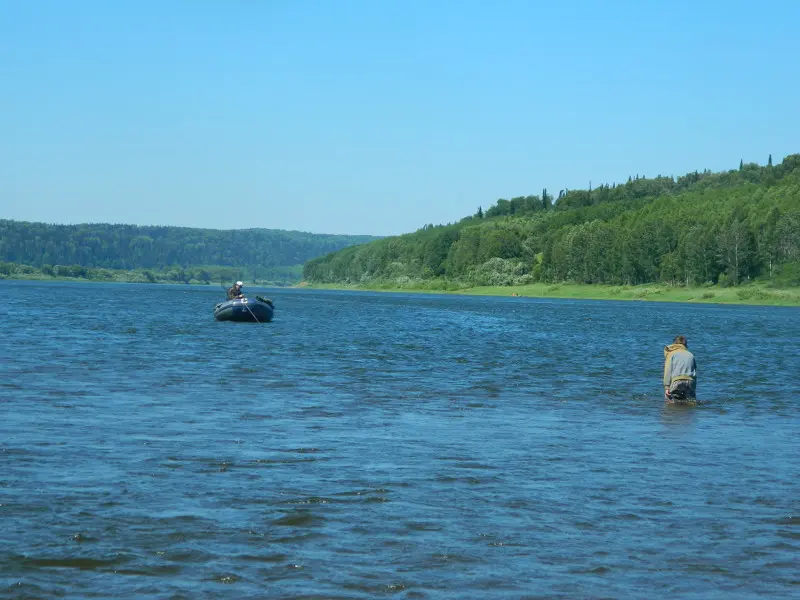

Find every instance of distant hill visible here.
[304,154,800,289]
[0,220,379,284]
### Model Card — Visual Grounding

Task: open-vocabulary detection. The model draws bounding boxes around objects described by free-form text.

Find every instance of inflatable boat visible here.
[213,296,274,323]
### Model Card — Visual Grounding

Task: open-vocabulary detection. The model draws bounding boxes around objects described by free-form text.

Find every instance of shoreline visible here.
[297,281,800,307]
[4,275,798,306]
[0,274,291,287]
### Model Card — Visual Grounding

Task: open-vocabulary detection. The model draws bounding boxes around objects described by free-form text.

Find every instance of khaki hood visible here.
[664,343,687,358]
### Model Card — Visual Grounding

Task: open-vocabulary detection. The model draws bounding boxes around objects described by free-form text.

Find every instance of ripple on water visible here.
[1,283,798,599]
[18,555,131,571]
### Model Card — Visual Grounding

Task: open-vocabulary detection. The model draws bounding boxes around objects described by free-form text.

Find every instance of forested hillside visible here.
[0,221,377,284]
[304,155,800,288]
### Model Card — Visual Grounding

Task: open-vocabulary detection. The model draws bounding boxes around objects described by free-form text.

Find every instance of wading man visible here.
[663,335,697,402]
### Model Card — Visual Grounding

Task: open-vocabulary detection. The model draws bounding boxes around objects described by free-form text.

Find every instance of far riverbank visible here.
[297,281,800,307]
[4,274,798,306]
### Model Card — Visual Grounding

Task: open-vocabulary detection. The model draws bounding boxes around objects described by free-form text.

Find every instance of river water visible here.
[1,281,797,599]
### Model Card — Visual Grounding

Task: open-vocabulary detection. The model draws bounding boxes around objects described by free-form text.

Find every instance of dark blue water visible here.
[1,281,798,599]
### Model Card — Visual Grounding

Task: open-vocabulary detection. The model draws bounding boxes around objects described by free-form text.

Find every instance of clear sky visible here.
[1,0,798,236]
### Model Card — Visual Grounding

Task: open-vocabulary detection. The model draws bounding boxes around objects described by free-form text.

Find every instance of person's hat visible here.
[236,281,243,286]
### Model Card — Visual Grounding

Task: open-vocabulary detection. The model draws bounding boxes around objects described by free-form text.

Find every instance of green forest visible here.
[0,222,377,285]
[304,155,800,290]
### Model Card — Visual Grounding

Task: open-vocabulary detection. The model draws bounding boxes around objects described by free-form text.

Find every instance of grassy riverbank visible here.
[5,270,798,306]
[299,281,800,306]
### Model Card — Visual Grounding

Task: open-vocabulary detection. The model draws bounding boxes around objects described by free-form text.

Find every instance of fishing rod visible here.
[242,301,261,323]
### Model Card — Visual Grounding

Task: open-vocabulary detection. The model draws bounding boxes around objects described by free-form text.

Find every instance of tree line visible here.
[0,221,377,284]
[0,261,304,286]
[304,154,800,288]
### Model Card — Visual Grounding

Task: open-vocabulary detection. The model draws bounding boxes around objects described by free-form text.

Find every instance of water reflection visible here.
[660,400,699,427]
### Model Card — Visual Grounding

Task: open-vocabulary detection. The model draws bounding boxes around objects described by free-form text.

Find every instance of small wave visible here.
[115,564,183,576]
[163,549,217,563]
[236,553,289,563]
[569,565,610,575]
[281,496,335,505]
[404,521,443,532]
[253,457,322,465]
[22,555,130,570]
[205,573,240,584]
[342,582,408,594]
[272,510,320,527]
[239,413,274,420]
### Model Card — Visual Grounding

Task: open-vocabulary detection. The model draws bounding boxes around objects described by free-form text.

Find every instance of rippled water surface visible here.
[1,281,798,599]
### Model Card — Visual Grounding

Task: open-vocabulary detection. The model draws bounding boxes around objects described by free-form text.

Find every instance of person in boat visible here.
[663,335,697,402]
[227,281,245,300]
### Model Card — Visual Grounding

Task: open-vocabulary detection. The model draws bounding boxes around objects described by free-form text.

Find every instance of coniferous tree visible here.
[542,188,552,210]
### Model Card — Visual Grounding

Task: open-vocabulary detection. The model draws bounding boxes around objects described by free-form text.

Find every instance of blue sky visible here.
[1,0,798,236]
